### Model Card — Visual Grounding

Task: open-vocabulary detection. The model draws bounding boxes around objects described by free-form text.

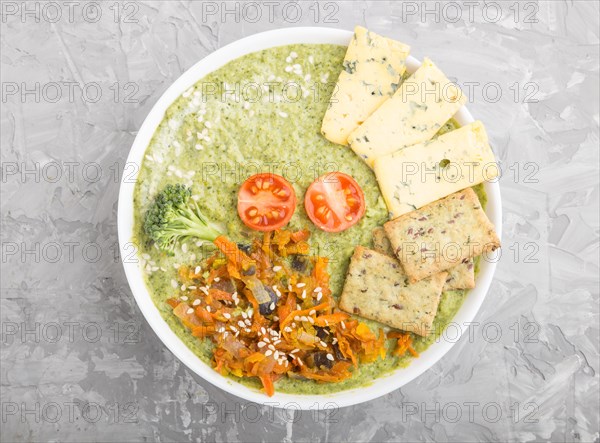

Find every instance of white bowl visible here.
[117,27,502,409]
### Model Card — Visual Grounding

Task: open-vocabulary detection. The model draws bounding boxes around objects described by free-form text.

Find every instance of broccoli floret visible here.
[143,184,224,254]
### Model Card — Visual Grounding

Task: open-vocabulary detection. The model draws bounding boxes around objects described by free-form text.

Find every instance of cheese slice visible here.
[348,58,467,167]
[321,26,410,145]
[373,121,498,218]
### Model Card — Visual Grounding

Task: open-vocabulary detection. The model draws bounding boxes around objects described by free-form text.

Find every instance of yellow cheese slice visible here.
[321,26,410,145]
[348,58,467,167]
[373,121,498,218]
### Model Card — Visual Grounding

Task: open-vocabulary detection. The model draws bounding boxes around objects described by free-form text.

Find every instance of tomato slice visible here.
[237,173,297,231]
[304,172,366,233]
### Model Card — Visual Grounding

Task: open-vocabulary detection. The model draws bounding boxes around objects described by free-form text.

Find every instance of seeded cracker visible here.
[384,188,500,283]
[372,227,475,290]
[339,246,447,336]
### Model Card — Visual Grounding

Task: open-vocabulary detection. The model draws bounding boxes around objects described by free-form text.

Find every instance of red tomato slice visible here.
[237,173,297,231]
[304,172,366,233]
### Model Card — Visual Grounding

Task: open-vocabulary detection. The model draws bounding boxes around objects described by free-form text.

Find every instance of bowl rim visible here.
[117,26,502,409]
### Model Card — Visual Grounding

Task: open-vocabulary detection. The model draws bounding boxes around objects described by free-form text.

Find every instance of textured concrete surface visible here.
[1,1,599,442]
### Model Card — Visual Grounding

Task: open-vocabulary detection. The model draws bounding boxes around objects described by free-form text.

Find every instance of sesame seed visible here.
[274,351,280,359]
[291,349,299,354]
[261,327,267,335]
[332,337,338,344]
[230,325,237,332]
[308,317,314,324]
[223,313,231,319]
[235,331,240,337]
[278,111,288,118]
[265,350,273,357]
[214,277,220,282]
[244,319,251,326]
[186,308,194,315]
[314,287,322,293]
[182,243,188,253]
[263,337,270,343]
[181,296,188,301]
[341,321,346,329]
[269,302,275,310]
[206,306,211,312]
[187,285,196,290]
[273,266,282,272]
[180,285,186,291]
[326,353,334,361]
[274,339,281,345]
[258,341,266,348]
[237,320,245,328]
[242,312,248,319]
[294,316,300,321]
[309,310,316,316]
[268,344,275,351]
[320,340,326,347]
[297,283,306,288]
[301,290,307,299]
[284,327,292,333]
[317,292,323,301]
[288,285,293,291]
[171,280,178,288]
[192,299,201,306]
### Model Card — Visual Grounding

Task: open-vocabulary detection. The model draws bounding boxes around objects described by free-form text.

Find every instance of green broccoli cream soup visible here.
[133,44,482,394]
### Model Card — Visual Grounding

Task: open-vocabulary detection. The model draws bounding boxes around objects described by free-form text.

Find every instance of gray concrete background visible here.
[1,1,599,442]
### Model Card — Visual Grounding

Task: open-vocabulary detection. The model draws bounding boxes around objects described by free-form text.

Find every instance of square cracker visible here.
[384,188,500,284]
[372,227,475,291]
[339,246,447,336]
